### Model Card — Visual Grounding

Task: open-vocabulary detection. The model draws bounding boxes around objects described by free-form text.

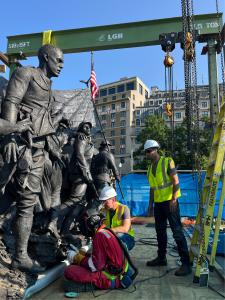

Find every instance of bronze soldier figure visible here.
[91,140,120,194]
[47,121,96,237]
[1,44,64,273]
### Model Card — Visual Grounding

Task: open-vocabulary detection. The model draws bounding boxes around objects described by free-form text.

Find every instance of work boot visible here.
[175,264,192,276]
[146,257,167,267]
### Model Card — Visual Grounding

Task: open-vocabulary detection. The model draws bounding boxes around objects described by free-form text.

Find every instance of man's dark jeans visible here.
[154,200,190,265]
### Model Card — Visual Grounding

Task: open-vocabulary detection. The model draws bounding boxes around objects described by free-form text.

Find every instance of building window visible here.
[111,149,115,154]
[111,103,116,110]
[133,103,135,109]
[117,84,125,93]
[120,148,126,154]
[175,112,182,119]
[133,94,135,100]
[111,121,115,128]
[202,111,208,117]
[126,81,135,91]
[102,123,106,129]
[159,100,162,104]
[120,138,126,145]
[121,101,126,109]
[145,90,149,99]
[135,128,141,135]
[136,119,141,126]
[122,93,126,98]
[120,120,126,127]
[112,95,116,100]
[111,130,115,136]
[150,101,154,106]
[121,128,126,135]
[111,113,115,119]
[120,111,126,118]
[103,97,107,102]
[108,87,116,95]
[111,139,115,146]
[102,105,106,112]
[201,101,207,108]
[136,110,140,116]
[101,114,106,121]
[100,89,107,97]
[139,84,143,95]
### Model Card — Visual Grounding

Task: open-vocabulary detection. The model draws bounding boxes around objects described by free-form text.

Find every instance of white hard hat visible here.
[144,139,160,150]
[99,186,117,201]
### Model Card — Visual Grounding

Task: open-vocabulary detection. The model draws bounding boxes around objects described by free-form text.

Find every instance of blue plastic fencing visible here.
[116,173,225,219]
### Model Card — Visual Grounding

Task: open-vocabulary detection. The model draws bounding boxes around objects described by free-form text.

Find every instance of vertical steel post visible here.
[208,39,220,127]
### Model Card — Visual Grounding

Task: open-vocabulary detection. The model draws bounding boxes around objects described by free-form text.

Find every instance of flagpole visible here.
[90,52,124,199]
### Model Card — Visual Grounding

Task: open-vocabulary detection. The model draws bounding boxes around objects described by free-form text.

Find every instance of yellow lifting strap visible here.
[190,99,225,284]
[42,30,53,45]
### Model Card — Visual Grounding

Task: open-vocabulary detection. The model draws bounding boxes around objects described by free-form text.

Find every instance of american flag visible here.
[90,53,99,101]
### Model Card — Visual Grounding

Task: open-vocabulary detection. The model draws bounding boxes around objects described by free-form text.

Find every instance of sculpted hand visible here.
[16,118,33,133]
[4,141,18,163]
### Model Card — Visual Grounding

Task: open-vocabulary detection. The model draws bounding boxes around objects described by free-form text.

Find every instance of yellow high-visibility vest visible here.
[147,156,181,203]
[105,202,135,237]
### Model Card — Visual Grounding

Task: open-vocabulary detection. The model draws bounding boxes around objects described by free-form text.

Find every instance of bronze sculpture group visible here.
[0,44,120,279]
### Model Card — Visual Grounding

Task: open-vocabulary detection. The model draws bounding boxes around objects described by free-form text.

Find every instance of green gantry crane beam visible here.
[6,13,223,57]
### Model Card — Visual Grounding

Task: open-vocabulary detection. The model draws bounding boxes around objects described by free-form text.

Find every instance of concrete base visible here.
[23,261,69,299]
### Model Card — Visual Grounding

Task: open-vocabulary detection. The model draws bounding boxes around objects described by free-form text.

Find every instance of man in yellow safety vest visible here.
[144,139,191,276]
[100,186,135,251]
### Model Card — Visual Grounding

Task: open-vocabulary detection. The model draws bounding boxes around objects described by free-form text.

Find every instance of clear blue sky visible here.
[1,0,224,91]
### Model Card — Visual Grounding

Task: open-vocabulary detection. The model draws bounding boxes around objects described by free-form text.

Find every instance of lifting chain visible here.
[216,0,225,99]
[181,0,193,158]
[181,0,203,203]
[164,54,175,153]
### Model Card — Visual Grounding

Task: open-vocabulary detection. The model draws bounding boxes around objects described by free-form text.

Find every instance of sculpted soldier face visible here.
[82,123,91,136]
[46,48,64,78]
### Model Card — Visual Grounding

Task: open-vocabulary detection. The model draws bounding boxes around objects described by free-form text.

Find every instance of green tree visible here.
[133,115,211,170]
[133,115,170,169]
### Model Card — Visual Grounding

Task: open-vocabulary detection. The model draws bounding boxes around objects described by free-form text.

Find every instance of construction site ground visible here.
[30,217,225,300]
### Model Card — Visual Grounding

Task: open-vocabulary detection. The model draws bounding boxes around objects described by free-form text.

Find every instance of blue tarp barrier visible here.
[116,173,225,219]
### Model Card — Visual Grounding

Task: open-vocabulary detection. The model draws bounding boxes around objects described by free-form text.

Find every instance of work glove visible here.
[81,242,92,255]
[67,245,79,264]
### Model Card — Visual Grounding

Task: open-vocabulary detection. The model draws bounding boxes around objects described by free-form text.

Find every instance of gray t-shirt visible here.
[109,205,130,227]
